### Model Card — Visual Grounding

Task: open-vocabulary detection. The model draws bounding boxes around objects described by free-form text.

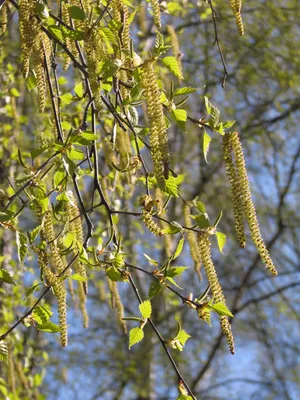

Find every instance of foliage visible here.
[0,0,299,399]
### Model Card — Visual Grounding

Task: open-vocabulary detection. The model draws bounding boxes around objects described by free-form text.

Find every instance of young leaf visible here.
[158,176,179,197]
[167,266,189,277]
[203,130,211,163]
[166,276,183,289]
[0,269,16,286]
[190,213,210,229]
[209,302,234,317]
[171,109,187,129]
[129,327,144,348]
[74,82,84,98]
[173,237,184,260]
[16,231,28,267]
[176,329,191,346]
[216,231,227,253]
[68,6,85,20]
[71,273,88,282]
[32,305,52,325]
[173,87,198,96]
[162,56,183,79]
[24,283,42,301]
[148,281,162,298]
[0,341,8,364]
[139,300,152,319]
[48,25,65,42]
[35,322,60,333]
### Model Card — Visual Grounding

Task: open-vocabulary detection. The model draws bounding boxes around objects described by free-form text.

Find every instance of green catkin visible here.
[53,281,68,347]
[150,0,161,29]
[107,278,127,334]
[223,134,246,248]
[230,132,277,275]
[167,25,182,83]
[43,210,65,274]
[115,129,132,170]
[140,61,170,183]
[103,139,117,168]
[229,0,244,36]
[182,203,202,279]
[197,232,235,354]
[139,195,165,237]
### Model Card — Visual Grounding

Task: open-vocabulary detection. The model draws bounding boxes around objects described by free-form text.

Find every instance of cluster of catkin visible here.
[140,61,170,184]
[19,0,51,112]
[229,0,244,36]
[223,132,277,276]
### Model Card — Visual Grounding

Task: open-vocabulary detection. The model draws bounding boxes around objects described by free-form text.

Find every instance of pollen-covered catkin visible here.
[230,132,277,275]
[43,209,65,274]
[223,134,246,248]
[197,232,235,354]
[107,278,127,334]
[0,3,8,36]
[150,0,161,29]
[53,281,68,347]
[183,203,202,279]
[140,61,170,183]
[229,0,244,36]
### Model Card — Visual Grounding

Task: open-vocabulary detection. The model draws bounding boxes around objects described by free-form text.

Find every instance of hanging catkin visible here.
[167,25,182,83]
[223,134,246,248]
[229,132,277,275]
[139,195,165,237]
[150,0,161,29]
[229,0,244,36]
[183,203,202,279]
[140,61,170,184]
[197,232,235,354]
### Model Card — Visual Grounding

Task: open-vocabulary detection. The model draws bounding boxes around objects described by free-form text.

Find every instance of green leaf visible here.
[196,200,206,213]
[68,5,85,20]
[223,120,235,129]
[80,132,98,141]
[209,302,234,317]
[24,283,42,301]
[35,321,60,333]
[171,109,187,129]
[71,273,88,282]
[148,281,162,298]
[203,130,211,163]
[167,266,189,277]
[158,176,179,197]
[29,225,42,243]
[139,300,152,319]
[60,93,74,105]
[0,210,14,222]
[173,237,184,260]
[0,269,16,286]
[166,276,182,289]
[190,213,210,229]
[66,147,85,161]
[173,87,198,96]
[106,266,123,282]
[10,88,20,97]
[129,327,144,348]
[53,170,66,189]
[32,305,52,325]
[74,82,84,98]
[176,329,191,346]
[16,231,28,267]
[48,25,65,42]
[143,253,158,266]
[162,56,183,79]
[0,341,8,364]
[216,231,227,253]
[164,222,183,234]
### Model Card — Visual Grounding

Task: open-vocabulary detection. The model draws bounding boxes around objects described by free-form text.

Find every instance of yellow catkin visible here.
[230,132,277,275]
[43,209,65,274]
[19,0,40,77]
[107,278,127,334]
[66,191,89,326]
[223,134,246,248]
[139,195,165,236]
[182,203,202,279]
[229,0,244,36]
[84,26,107,110]
[53,281,68,347]
[197,232,235,354]
[0,3,8,36]
[167,25,182,83]
[140,61,170,183]
[150,0,161,29]
[115,129,132,170]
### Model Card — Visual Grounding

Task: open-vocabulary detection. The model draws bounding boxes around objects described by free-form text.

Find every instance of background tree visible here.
[0,0,299,399]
